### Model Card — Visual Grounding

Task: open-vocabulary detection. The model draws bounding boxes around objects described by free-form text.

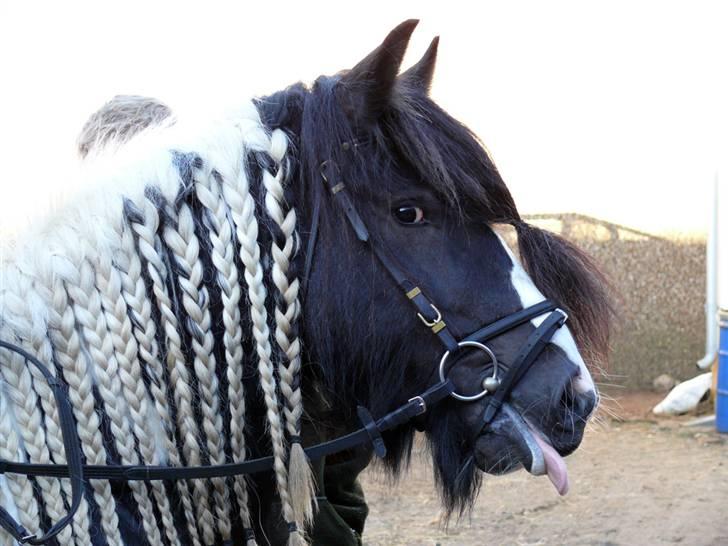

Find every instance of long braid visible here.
[262,129,316,527]
[222,138,303,546]
[117,212,201,546]
[47,261,123,546]
[95,249,181,546]
[0,348,42,539]
[65,254,163,546]
[194,163,257,544]
[0,347,65,537]
[132,194,215,545]
[0,279,76,545]
[163,202,233,542]
[29,266,106,545]
[28,343,91,546]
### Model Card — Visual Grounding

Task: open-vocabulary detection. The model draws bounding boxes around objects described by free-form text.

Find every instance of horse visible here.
[0,19,613,546]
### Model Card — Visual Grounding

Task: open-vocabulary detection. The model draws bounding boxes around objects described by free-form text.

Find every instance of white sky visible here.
[1,0,727,237]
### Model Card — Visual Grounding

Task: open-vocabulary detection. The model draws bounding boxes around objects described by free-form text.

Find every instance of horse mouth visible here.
[472,403,571,496]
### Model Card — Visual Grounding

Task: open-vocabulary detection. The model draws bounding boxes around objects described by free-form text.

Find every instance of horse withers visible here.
[0,19,612,546]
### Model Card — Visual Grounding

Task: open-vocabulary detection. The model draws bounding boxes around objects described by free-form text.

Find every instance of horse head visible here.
[258,19,614,515]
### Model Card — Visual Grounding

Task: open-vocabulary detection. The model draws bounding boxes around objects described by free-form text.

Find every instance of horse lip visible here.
[500,403,546,476]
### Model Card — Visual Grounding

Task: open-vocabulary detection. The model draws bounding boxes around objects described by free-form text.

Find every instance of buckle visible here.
[408,396,427,416]
[417,304,442,328]
[554,308,569,326]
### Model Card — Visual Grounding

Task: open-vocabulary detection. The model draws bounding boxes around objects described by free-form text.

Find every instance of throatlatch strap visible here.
[0,341,85,545]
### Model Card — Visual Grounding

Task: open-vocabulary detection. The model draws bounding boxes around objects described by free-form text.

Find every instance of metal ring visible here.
[438,340,499,402]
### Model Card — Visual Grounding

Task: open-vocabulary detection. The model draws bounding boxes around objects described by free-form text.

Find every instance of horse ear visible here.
[400,36,439,92]
[339,19,419,123]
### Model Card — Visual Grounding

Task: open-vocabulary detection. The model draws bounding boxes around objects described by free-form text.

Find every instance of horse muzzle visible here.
[471,382,597,496]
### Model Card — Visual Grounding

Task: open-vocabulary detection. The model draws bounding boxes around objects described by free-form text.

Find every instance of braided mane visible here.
[0,102,312,545]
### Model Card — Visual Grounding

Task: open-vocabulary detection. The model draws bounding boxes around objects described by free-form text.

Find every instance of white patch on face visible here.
[494,233,596,394]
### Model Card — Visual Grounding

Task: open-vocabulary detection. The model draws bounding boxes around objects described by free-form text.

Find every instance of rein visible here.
[0,148,567,545]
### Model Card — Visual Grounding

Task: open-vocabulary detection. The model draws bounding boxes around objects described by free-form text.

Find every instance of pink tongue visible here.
[531,431,570,496]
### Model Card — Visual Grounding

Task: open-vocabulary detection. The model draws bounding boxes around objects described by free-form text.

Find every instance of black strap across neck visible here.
[0,145,568,544]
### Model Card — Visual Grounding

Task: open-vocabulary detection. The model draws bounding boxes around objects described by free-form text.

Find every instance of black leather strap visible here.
[0,336,453,484]
[302,179,323,299]
[476,310,568,435]
[465,300,557,344]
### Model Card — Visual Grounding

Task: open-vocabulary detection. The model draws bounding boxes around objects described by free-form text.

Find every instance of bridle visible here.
[0,144,568,545]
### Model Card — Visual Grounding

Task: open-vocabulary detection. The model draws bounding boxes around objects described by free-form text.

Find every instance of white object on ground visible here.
[652,372,713,415]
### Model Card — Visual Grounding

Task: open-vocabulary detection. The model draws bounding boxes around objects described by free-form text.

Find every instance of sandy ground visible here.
[360,390,728,546]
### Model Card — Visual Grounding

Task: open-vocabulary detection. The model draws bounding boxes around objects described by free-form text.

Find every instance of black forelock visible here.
[275,75,524,226]
[379,86,522,224]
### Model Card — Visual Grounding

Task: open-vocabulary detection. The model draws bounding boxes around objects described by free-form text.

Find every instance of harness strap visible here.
[476,309,568,436]
[464,300,557,343]
[0,337,454,487]
[302,177,323,298]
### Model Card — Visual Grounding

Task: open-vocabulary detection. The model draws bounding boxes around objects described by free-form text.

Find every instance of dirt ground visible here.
[360,390,728,546]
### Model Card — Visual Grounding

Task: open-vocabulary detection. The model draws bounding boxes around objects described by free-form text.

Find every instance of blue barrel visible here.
[718,311,728,433]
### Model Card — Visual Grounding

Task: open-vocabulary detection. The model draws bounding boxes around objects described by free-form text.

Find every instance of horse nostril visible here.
[560,382,597,420]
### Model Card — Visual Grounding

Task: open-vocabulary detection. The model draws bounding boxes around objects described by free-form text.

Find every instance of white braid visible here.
[163,202,233,541]
[0,346,75,544]
[262,129,316,527]
[62,249,163,546]
[95,249,181,546]
[194,162,257,542]
[47,264,123,546]
[222,140,303,546]
[0,475,14,546]
[0,350,42,539]
[28,345,92,546]
[117,218,201,546]
[132,195,215,545]
[24,276,97,544]
[0,275,79,545]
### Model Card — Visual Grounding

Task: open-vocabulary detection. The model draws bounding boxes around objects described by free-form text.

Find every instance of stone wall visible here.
[524,214,706,389]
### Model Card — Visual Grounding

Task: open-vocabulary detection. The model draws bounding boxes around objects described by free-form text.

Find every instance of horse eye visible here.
[394,206,425,225]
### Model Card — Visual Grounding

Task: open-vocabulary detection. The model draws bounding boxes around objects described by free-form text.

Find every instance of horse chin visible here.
[472,403,544,476]
[471,404,575,499]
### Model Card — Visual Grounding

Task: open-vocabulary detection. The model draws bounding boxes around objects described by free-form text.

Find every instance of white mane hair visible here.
[0,99,314,546]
